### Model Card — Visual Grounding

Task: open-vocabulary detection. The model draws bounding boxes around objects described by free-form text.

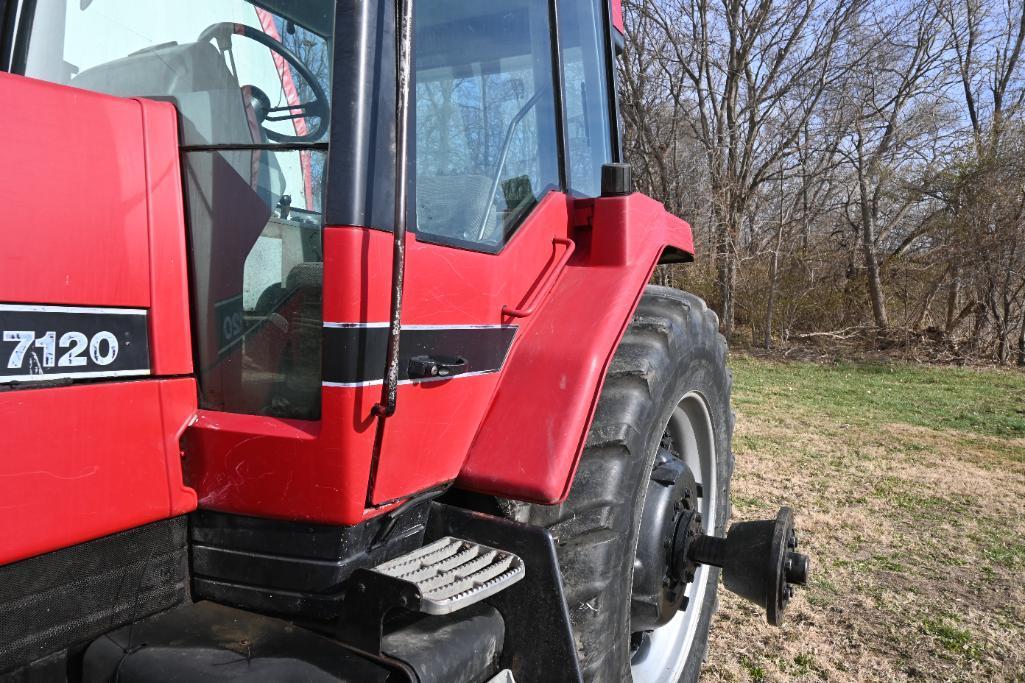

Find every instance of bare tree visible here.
[619,0,1025,364]
[836,2,951,331]
[623,0,861,338]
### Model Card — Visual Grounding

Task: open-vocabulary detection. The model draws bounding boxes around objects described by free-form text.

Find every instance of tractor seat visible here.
[72,40,286,206]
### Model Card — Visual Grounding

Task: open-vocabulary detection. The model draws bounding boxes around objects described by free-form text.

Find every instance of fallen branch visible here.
[791,326,866,340]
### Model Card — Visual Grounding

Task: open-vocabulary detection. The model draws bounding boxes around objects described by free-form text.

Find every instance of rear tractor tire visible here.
[503,287,734,682]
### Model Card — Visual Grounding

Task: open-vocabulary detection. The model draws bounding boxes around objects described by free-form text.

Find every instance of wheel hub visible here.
[668,507,704,585]
[632,451,813,633]
[631,446,702,631]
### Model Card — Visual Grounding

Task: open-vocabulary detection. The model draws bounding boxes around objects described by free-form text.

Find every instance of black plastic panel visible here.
[426,503,583,682]
[383,604,504,683]
[189,506,428,621]
[0,516,189,674]
[82,601,397,682]
[0,0,16,71]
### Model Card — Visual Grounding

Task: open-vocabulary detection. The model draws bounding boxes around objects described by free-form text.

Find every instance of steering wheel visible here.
[198,22,330,144]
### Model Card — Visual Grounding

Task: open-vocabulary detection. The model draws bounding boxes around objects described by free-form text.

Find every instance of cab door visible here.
[351,0,618,505]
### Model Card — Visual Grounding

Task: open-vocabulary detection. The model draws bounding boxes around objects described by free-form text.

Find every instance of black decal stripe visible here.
[322,325,516,386]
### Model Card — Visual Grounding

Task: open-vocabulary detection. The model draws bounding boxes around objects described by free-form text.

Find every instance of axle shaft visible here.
[678,507,810,626]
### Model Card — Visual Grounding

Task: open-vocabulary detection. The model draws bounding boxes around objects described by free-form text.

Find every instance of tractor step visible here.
[369,536,525,615]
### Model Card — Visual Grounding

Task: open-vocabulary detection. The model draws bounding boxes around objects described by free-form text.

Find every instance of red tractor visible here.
[0,1,808,680]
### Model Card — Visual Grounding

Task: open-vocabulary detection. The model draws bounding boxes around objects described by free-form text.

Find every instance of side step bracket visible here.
[336,537,524,655]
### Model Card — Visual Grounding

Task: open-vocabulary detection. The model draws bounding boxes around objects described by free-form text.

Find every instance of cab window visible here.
[413,0,561,250]
[558,0,614,197]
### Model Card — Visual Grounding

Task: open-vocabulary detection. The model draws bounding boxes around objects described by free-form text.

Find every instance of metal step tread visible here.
[370,537,525,615]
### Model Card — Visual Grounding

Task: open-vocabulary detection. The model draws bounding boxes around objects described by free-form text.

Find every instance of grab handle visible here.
[502,237,575,319]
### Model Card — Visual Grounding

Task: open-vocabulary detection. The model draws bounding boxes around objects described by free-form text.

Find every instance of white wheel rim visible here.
[631,391,718,682]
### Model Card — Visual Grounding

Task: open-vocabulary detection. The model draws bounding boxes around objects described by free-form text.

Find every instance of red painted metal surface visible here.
[185,194,578,521]
[186,191,693,522]
[0,378,197,564]
[502,237,576,318]
[140,100,194,376]
[0,73,196,561]
[0,72,193,376]
[330,194,577,506]
[0,73,149,307]
[182,377,500,523]
[459,193,693,503]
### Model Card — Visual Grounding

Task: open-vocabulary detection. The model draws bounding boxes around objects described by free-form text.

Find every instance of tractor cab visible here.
[0,1,809,681]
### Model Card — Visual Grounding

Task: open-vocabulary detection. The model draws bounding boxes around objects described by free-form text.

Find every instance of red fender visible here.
[458,192,693,503]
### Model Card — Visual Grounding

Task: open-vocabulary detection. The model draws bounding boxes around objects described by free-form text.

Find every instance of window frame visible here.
[599,0,623,163]
[0,0,32,73]
[557,0,620,198]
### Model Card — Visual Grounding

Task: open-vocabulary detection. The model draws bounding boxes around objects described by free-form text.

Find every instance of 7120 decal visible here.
[4,330,120,369]
[0,304,151,384]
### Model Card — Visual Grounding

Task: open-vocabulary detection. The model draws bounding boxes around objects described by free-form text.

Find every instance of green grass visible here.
[792,653,815,675]
[731,356,1025,438]
[982,539,1025,569]
[921,616,984,661]
[704,357,1025,680]
[739,655,767,681]
[870,477,953,513]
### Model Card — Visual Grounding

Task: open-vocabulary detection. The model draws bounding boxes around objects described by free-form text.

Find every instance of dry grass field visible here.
[701,357,1025,682]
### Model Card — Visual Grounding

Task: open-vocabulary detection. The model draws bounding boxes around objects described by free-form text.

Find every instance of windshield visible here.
[23,0,334,420]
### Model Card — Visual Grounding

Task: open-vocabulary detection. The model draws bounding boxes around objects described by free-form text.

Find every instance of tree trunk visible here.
[912,269,947,330]
[859,196,889,331]
[1017,307,1025,367]
[997,294,1013,364]
[855,146,889,332]
[715,219,737,340]
[969,300,987,354]
[764,243,782,350]
[944,264,960,335]
[764,172,786,349]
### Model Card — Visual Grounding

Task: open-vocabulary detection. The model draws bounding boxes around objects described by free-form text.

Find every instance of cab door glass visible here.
[558,0,614,197]
[414,0,560,250]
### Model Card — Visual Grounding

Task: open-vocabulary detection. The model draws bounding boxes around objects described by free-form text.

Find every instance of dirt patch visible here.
[701,380,1025,682]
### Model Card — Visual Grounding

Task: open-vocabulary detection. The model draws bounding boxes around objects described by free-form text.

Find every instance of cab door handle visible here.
[502,237,575,319]
[408,355,468,379]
